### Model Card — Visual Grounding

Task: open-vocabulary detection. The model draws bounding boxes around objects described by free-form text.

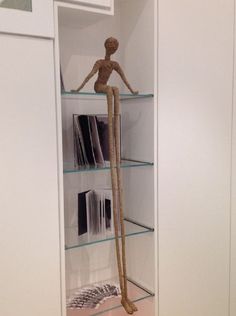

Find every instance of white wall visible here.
[158,0,234,315]
[0,34,61,316]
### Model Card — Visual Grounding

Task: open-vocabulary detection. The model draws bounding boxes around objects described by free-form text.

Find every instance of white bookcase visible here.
[54,0,157,315]
[1,1,236,316]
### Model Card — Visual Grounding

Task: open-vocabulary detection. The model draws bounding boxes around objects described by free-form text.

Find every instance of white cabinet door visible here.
[0,0,54,37]
[231,105,236,316]
[0,34,61,316]
[231,29,236,316]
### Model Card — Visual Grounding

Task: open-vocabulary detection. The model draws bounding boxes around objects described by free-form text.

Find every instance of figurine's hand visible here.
[71,88,80,93]
[132,90,139,95]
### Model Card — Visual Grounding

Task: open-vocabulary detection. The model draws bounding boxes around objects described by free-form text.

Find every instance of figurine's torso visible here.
[95,59,118,85]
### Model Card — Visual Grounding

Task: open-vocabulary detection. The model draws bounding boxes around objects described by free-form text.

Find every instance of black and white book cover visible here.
[78,115,96,166]
[78,189,113,238]
[89,116,105,165]
[96,115,110,162]
[73,115,89,167]
[78,190,90,236]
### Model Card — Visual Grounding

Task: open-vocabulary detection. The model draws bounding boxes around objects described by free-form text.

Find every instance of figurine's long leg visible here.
[96,85,133,314]
[113,87,137,313]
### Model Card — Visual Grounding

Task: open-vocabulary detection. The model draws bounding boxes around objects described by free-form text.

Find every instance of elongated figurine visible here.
[72,37,138,314]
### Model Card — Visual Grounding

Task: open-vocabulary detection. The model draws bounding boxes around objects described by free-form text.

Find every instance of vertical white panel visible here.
[230,8,236,313]
[0,34,61,316]
[231,98,236,314]
[158,1,234,315]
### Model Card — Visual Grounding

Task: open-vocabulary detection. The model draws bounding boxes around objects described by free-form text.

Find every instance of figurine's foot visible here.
[126,298,138,312]
[121,298,134,314]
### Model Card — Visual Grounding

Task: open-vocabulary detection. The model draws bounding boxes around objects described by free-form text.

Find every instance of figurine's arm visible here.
[71,60,101,92]
[114,62,138,95]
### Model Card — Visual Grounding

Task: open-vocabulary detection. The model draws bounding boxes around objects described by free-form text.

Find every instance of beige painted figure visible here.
[72,37,138,314]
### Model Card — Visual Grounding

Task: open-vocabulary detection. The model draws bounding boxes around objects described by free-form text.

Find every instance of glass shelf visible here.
[63,159,154,174]
[61,91,154,100]
[65,218,154,250]
[66,278,155,316]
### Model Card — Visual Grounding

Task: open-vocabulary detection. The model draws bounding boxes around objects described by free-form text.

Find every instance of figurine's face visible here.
[105,38,119,55]
[106,43,118,55]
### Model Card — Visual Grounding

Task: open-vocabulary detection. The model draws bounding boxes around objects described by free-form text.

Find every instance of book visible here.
[78,190,90,236]
[78,189,113,238]
[79,115,96,165]
[96,116,110,162]
[73,114,121,167]
[89,116,105,166]
[73,115,89,166]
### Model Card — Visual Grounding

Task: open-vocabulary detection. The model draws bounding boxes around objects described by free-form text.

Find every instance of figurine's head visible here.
[104,37,119,55]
